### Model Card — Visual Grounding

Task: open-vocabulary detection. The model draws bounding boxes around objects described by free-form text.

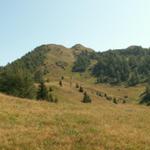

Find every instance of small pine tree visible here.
[59,80,63,87]
[113,98,118,104]
[79,86,84,92]
[104,93,107,97]
[140,83,150,105]
[76,83,79,88]
[82,92,92,103]
[37,81,48,100]
[61,76,64,80]
[122,99,126,104]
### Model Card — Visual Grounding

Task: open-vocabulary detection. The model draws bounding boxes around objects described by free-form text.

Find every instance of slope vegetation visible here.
[0,82,149,150]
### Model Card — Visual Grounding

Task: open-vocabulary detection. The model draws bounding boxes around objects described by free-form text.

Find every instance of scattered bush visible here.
[104,93,107,97]
[37,82,58,103]
[106,96,112,101]
[59,80,63,87]
[122,99,126,104]
[79,86,84,93]
[49,87,53,92]
[37,81,48,100]
[147,102,150,106]
[124,95,128,99]
[46,91,58,103]
[113,98,118,104]
[76,83,79,88]
[140,84,150,105]
[82,92,92,103]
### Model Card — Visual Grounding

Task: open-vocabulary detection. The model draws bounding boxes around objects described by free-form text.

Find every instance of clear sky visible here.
[0,0,150,66]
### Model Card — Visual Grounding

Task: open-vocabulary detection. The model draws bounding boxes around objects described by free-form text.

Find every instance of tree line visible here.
[0,64,92,103]
[0,63,57,102]
[73,46,150,87]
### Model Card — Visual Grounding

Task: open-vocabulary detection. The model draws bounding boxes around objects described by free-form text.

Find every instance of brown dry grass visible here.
[0,81,149,150]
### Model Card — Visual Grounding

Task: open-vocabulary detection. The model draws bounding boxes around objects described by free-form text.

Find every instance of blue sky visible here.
[0,0,150,66]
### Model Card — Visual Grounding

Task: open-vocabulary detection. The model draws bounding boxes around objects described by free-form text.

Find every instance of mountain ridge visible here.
[2,43,150,85]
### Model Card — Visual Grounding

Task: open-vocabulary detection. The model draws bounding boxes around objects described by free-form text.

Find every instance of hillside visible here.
[2,44,95,82]
[3,44,150,85]
[1,44,150,102]
[0,82,150,150]
[1,44,150,149]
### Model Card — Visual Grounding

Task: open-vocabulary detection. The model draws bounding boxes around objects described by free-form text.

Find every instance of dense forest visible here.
[73,46,150,86]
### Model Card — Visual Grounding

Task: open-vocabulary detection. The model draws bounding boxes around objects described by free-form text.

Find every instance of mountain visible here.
[1,44,150,149]
[71,44,94,55]
[2,44,95,82]
[2,44,150,86]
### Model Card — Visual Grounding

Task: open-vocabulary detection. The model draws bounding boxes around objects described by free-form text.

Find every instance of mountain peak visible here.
[127,45,143,50]
[71,44,86,49]
[71,44,94,53]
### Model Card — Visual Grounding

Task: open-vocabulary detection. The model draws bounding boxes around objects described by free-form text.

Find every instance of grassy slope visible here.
[44,45,75,80]
[1,44,149,149]
[35,44,96,82]
[0,80,149,150]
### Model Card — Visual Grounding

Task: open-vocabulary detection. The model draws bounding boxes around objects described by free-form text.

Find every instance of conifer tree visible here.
[59,80,63,87]
[113,98,118,104]
[76,83,79,88]
[122,99,126,104]
[140,83,150,105]
[79,86,84,92]
[0,65,36,99]
[82,92,92,103]
[37,81,48,100]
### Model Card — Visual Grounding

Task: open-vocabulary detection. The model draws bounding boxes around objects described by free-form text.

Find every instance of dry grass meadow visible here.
[0,80,150,150]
